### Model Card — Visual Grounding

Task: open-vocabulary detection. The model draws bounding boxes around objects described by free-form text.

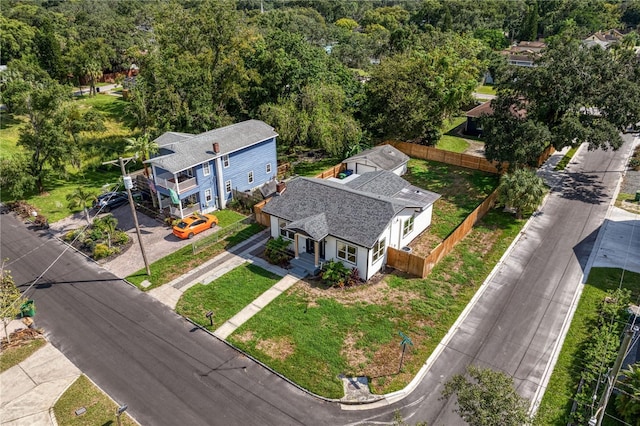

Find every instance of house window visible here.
[222,155,229,168]
[204,189,212,204]
[202,162,210,176]
[337,241,357,264]
[248,171,254,184]
[225,180,231,193]
[266,163,272,174]
[185,168,193,178]
[372,237,385,263]
[403,216,415,237]
[279,220,295,240]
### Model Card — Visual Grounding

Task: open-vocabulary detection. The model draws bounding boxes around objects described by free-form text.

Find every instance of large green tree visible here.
[485,39,640,164]
[2,61,73,194]
[135,0,254,133]
[442,365,531,426]
[366,32,484,144]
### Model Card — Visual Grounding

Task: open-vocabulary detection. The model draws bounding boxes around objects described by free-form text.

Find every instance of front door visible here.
[306,239,325,258]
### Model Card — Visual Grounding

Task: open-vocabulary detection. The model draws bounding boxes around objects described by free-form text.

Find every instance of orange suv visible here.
[172,213,219,239]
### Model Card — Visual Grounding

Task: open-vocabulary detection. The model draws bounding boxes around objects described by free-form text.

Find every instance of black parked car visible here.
[93,192,129,212]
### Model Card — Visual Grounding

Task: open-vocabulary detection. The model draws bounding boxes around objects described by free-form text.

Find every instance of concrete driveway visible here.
[49,205,218,278]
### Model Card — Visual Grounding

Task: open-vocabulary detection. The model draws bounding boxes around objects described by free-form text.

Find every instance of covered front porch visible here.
[289,234,325,277]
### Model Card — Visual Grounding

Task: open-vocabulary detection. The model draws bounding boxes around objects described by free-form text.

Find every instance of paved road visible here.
[383,135,638,425]
[1,135,635,425]
[0,219,366,426]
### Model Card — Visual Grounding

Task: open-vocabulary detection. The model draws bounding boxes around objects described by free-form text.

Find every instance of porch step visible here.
[289,266,309,278]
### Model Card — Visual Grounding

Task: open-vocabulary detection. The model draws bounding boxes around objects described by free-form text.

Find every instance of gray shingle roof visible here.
[262,172,440,248]
[343,144,409,171]
[347,171,441,207]
[147,120,277,173]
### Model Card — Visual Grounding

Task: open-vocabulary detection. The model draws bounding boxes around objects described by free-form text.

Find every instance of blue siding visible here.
[222,137,277,200]
[192,160,219,209]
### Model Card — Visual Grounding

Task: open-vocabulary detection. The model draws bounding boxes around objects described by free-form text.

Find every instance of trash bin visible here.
[635,190,640,202]
[20,300,35,318]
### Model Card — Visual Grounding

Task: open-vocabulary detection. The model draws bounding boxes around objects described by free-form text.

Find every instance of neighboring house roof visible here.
[148,120,277,173]
[262,172,440,248]
[583,30,624,49]
[344,144,410,171]
[466,101,494,118]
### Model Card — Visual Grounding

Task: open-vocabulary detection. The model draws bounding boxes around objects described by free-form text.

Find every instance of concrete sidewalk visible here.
[147,228,308,339]
[591,206,640,273]
[0,342,81,425]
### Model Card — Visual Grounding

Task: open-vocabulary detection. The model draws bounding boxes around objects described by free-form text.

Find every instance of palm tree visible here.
[498,167,546,219]
[66,187,97,225]
[84,61,102,96]
[100,214,118,248]
[125,133,159,177]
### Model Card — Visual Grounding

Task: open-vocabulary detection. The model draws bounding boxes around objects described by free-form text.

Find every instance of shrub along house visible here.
[262,170,440,280]
[146,120,278,218]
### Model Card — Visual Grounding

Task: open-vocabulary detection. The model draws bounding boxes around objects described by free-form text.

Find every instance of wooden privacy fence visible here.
[386,189,500,278]
[385,140,502,173]
[254,198,272,226]
[315,163,346,179]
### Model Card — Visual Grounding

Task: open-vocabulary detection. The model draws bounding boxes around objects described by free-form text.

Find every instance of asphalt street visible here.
[1,134,636,425]
[0,219,357,426]
[386,135,638,425]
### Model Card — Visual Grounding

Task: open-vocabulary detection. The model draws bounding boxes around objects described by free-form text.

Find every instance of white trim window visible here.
[279,219,295,240]
[248,171,254,184]
[225,180,231,193]
[372,237,385,263]
[204,189,212,204]
[222,155,230,168]
[202,162,211,176]
[266,163,272,174]
[337,241,357,264]
[403,216,414,237]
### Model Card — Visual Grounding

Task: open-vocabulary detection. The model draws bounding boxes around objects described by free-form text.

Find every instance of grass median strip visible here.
[534,267,640,426]
[54,375,136,426]
[127,211,263,290]
[228,209,523,398]
[176,263,282,330]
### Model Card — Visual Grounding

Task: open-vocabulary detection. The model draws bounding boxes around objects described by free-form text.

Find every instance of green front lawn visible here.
[127,211,264,290]
[535,267,640,425]
[228,210,523,398]
[176,263,282,330]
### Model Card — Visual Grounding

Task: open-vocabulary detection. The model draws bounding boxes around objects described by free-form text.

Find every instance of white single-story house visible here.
[342,144,410,176]
[262,170,440,280]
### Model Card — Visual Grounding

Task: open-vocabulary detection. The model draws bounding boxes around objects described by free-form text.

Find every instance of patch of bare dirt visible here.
[233,331,254,344]
[463,140,486,158]
[1,328,44,350]
[341,332,367,369]
[256,336,295,361]
[289,278,421,307]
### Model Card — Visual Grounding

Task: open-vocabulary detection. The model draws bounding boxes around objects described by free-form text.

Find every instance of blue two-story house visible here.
[146,120,278,218]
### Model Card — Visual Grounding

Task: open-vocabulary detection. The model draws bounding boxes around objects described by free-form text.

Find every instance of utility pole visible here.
[590,327,636,426]
[103,156,151,276]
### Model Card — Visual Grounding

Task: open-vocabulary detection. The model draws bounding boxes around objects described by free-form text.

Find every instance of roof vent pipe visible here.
[213,142,220,153]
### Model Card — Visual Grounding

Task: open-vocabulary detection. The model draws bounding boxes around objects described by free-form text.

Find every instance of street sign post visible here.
[398,331,413,372]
